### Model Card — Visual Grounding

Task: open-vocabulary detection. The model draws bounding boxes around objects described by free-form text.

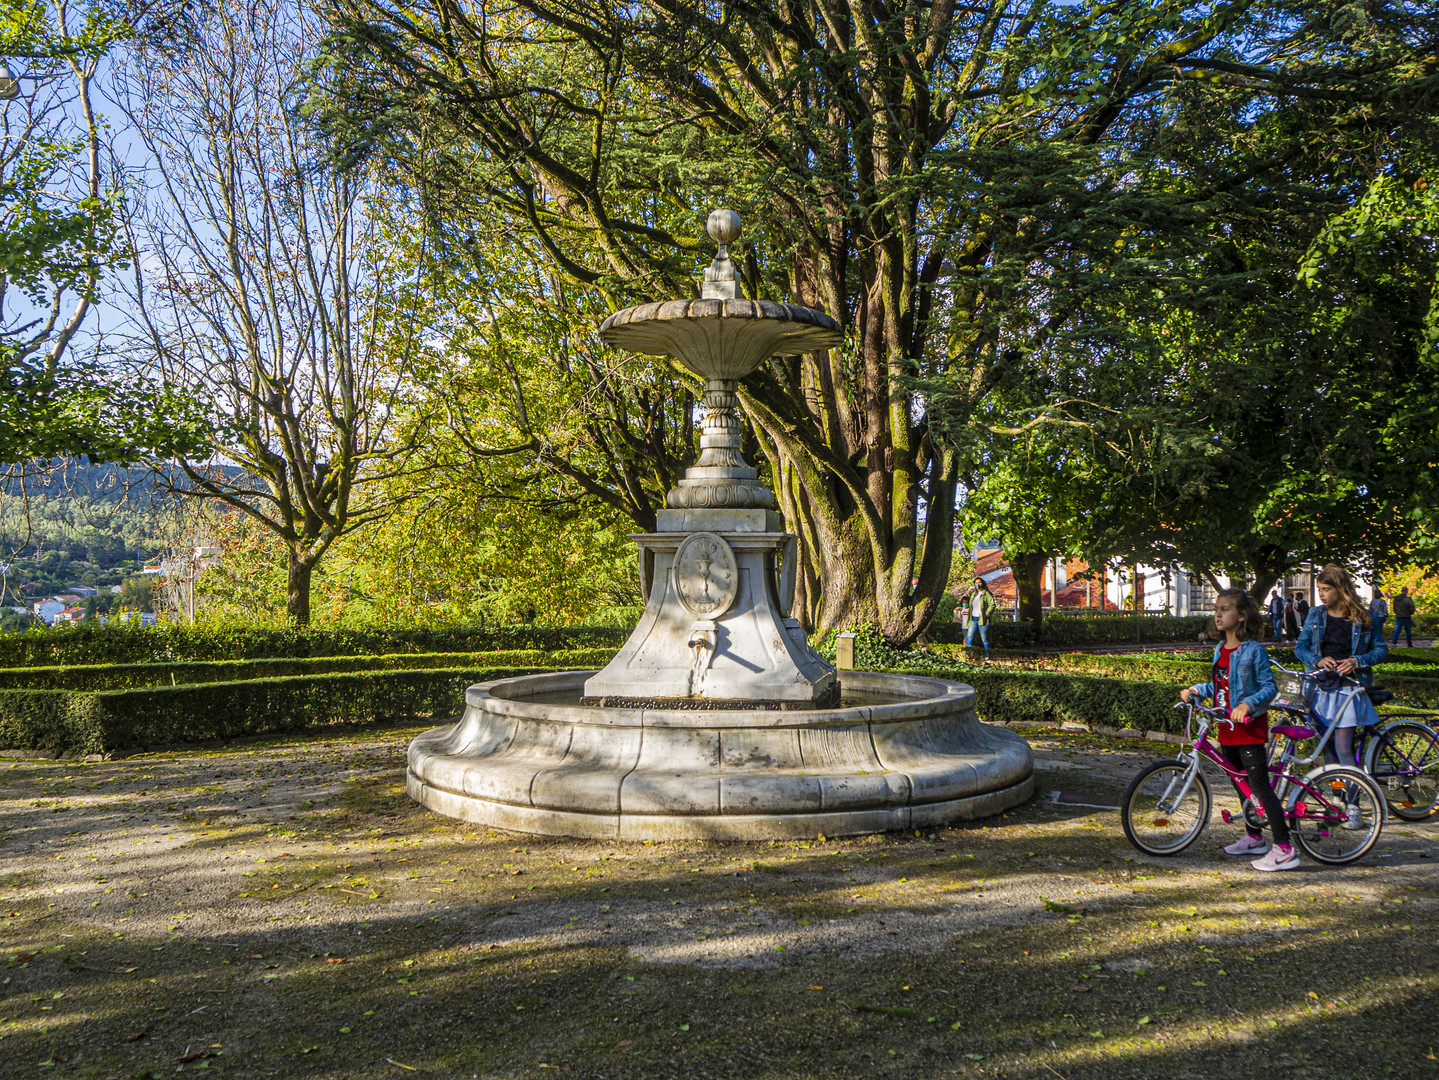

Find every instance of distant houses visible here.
[15,545,221,628]
[31,598,66,624]
[31,597,90,626]
[961,545,1359,619]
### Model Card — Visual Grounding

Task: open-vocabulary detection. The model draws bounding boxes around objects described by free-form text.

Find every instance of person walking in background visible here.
[1295,592,1310,626]
[1284,594,1300,642]
[1369,588,1388,641]
[1392,587,1416,648]
[1268,589,1287,642]
[964,577,996,658]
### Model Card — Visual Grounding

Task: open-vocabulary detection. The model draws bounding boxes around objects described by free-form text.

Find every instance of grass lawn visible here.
[1,722,1436,1078]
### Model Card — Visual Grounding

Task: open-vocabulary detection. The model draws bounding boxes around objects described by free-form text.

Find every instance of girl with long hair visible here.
[1181,589,1294,870]
[1294,564,1389,827]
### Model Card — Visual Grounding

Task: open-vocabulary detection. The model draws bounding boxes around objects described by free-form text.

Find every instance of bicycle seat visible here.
[1367,687,1394,706]
[1271,724,1316,740]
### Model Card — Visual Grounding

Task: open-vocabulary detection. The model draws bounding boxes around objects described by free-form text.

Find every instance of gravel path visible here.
[2,721,1435,1078]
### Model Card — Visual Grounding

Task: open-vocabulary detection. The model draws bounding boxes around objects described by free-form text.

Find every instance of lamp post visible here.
[0,62,20,101]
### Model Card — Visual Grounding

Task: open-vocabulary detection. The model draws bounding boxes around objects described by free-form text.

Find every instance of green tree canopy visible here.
[309,0,1439,641]
[0,0,207,464]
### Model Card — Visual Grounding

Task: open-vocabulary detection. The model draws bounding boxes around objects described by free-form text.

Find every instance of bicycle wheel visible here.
[1122,761,1211,856]
[1364,721,1439,821]
[1289,765,1386,866]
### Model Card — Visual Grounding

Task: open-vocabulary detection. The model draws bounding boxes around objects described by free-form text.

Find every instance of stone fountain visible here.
[407,210,1033,839]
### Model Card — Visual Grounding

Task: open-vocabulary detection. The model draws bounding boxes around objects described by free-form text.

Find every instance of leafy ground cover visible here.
[2,722,1437,1078]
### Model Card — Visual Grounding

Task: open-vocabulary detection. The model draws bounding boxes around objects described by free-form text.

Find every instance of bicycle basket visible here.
[1271,669,1317,713]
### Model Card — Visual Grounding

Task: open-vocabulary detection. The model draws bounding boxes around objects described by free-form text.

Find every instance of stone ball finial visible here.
[707,209,742,246]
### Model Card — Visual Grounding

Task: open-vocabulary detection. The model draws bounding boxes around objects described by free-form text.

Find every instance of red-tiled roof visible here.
[959,549,1117,610]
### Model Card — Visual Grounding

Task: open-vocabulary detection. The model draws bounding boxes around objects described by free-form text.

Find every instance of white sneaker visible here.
[1252,844,1301,872]
[1343,803,1363,831]
[1224,834,1269,856]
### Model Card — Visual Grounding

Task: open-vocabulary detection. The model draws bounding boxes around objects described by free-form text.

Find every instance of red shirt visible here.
[1213,644,1269,746]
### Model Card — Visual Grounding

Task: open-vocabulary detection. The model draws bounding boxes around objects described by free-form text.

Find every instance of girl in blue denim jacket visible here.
[1294,564,1389,778]
[1182,589,1294,870]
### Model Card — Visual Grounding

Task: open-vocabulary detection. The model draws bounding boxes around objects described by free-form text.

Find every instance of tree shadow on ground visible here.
[1,723,1436,1078]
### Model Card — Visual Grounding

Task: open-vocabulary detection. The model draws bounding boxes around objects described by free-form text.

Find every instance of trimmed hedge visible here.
[0,666,552,756]
[1376,645,1439,665]
[928,645,1206,684]
[873,660,1185,734]
[0,649,617,691]
[0,659,1195,755]
[966,668,1183,733]
[925,646,1439,709]
[928,614,1212,648]
[0,624,630,668]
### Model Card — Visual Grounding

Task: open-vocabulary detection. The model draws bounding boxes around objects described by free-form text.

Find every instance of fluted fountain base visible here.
[407,670,1035,840]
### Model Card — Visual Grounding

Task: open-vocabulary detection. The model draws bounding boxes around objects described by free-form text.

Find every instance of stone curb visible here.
[987,719,1185,745]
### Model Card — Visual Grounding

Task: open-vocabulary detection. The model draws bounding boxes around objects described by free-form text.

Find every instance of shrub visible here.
[925,646,1204,685]
[964,668,1183,733]
[927,614,1211,648]
[0,625,630,668]
[848,657,1186,733]
[922,646,1439,709]
[1378,645,1439,665]
[0,649,616,691]
[0,665,564,755]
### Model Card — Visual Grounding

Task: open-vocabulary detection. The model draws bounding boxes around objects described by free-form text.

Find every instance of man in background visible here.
[1393,587,1416,648]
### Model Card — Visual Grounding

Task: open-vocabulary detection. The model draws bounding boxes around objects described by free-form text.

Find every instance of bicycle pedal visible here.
[1220,810,1235,824]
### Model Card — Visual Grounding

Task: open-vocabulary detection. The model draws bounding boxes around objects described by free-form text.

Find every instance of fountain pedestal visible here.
[583,507,835,705]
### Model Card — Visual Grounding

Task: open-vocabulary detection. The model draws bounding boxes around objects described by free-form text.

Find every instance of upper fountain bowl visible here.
[598,298,842,381]
[598,210,842,380]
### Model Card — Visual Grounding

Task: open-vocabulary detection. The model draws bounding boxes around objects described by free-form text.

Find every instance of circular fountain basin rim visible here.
[466,669,975,729]
[598,297,842,336]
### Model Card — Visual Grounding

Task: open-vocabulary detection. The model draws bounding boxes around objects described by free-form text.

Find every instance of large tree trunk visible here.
[287,552,313,627]
[1012,552,1048,629]
[1248,546,1291,606]
[754,399,957,644]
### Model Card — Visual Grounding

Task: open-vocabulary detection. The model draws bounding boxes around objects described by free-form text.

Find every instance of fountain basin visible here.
[407,670,1034,840]
[598,298,841,380]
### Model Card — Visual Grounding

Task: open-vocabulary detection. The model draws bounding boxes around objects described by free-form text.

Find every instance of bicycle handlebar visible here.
[1270,661,1369,687]
[1176,700,1243,727]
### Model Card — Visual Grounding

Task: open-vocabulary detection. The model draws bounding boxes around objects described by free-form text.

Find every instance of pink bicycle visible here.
[1121,700,1386,863]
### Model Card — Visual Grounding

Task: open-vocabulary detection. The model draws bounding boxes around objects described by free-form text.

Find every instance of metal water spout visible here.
[687,620,717,695]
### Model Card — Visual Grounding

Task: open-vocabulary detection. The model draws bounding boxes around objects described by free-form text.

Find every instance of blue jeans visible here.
[1271,615,1285,642]
[966,620,990,652]
[1392,618,1413,647]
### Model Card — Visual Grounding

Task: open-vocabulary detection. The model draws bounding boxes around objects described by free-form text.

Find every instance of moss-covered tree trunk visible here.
[287,553,314,627]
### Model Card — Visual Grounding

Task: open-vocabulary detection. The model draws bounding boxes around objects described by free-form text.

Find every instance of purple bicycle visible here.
[1122,700,1386,863]
[1268,663,1439,821]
